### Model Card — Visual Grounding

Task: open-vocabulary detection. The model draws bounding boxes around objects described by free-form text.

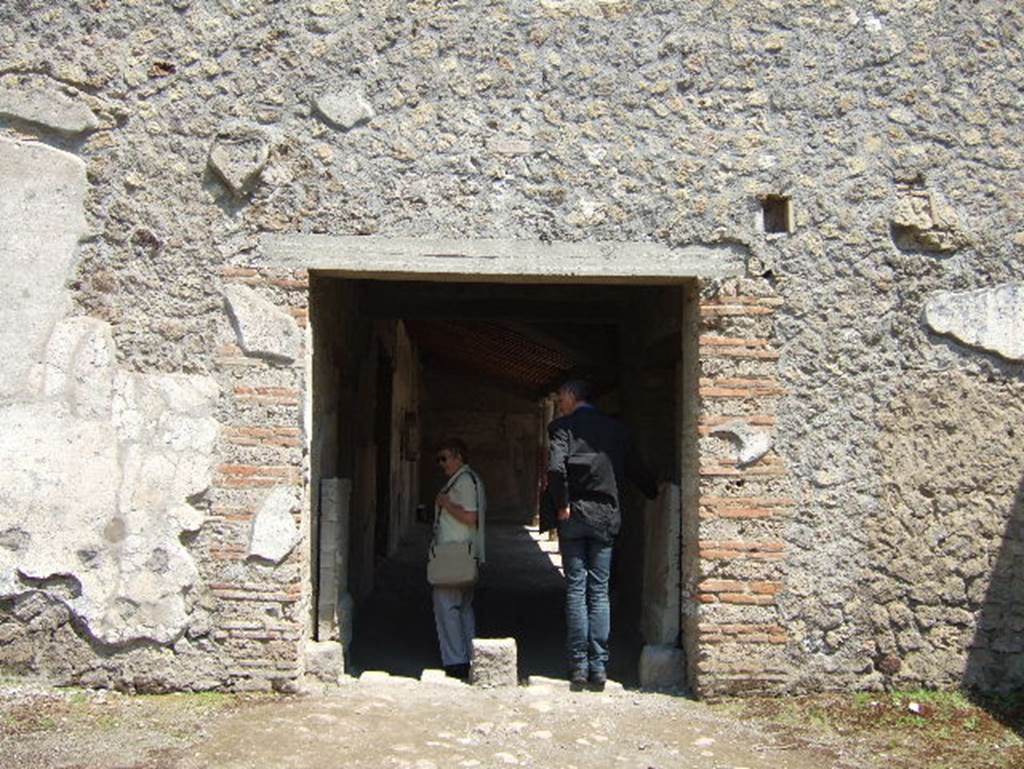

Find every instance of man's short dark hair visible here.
[437,437,469,463]
[558,379,593,402]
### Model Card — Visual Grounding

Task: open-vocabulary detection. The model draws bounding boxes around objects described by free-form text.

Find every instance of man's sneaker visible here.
[589,669,607,690]
[569,669,588,688]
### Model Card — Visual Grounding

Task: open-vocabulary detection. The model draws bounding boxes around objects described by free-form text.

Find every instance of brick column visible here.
[690,278,793,696]
[202,266,311,692]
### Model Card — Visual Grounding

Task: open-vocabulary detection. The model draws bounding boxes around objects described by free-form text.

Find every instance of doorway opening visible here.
[308,276,694,685]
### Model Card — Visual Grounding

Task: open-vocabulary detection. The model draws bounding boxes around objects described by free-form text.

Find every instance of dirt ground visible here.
[4,675,1020,769]
[0,675,830,769]
[4,527,1019,769]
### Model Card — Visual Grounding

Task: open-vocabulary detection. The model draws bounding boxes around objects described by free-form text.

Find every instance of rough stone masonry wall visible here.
[0,1,1022,693]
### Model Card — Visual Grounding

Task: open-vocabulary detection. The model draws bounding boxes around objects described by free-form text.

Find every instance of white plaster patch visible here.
[36,316,116,418]
[0,319,219,645]
[709,420,773,465]
[249,487,301,564]
[0,138,88,400]
[924,283,1024,362]
[224,284,302,363]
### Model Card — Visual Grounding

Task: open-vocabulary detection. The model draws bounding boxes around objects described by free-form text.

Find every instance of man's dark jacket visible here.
[541,405,657,537]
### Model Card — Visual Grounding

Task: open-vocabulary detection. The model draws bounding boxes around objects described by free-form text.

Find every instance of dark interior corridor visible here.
[310,276,688,687]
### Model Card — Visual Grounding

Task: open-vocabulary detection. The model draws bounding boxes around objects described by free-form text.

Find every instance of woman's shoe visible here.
[444,663,470,680]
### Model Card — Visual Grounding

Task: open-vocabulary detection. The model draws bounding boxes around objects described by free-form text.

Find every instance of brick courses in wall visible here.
[691,278,793,696]
[200,266,311,692]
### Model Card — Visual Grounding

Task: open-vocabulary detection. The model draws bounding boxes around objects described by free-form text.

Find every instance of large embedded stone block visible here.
[891,190,967,254]
[470,638,517,687]
[0,138,88,401]
[249,487,301,564]
[314,89,374,130]
[639,644,686,691]
[924,283,1024,362]
[709,420,773,465]
[208,128,269,197]
[0,77,99,135]
[36,317,116,419]
[224,284,302,363]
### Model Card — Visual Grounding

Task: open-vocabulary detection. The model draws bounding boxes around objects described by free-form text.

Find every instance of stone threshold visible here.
[346,670,625,693]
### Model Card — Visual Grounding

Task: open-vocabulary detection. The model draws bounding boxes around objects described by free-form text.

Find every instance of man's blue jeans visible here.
[560,536,613,676]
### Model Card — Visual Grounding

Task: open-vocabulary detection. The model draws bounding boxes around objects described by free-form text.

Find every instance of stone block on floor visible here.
[470,637,518,687]
[639,644,686,691]
[358,671,417,685]
[421,668,467,686]
[303,640,345,684]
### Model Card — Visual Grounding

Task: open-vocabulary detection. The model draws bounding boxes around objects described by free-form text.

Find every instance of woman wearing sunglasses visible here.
[431,438,487,679]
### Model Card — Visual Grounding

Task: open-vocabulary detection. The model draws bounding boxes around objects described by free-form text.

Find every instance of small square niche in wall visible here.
[761,195,793,234]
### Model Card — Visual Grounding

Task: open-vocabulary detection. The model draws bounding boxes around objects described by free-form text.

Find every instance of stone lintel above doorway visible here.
[260,234,747,283]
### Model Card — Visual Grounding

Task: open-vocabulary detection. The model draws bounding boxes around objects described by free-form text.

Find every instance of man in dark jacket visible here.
[546,379,657,688]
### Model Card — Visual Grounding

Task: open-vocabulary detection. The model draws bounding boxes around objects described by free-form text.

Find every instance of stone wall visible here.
[0,1,1022,694]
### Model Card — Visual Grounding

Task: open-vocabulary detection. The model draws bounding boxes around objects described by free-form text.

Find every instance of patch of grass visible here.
[1,707,64,734]
[93,713,121,731]
[888,688,972,709]
[894,714,929,729]
[136,690,234,707]
[711,689,1024,769]
[67,690,92,706]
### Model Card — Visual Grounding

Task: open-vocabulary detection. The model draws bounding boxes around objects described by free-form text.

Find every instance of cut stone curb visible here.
[358,671,418,685]
[526,675,624,693]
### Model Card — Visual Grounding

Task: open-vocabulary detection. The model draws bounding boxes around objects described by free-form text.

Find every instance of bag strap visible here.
[431,467,483,557]
[432,466,469,540]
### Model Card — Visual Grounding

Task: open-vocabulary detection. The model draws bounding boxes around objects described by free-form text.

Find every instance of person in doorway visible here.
[432,438,486,679]
[547,379,657,689]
